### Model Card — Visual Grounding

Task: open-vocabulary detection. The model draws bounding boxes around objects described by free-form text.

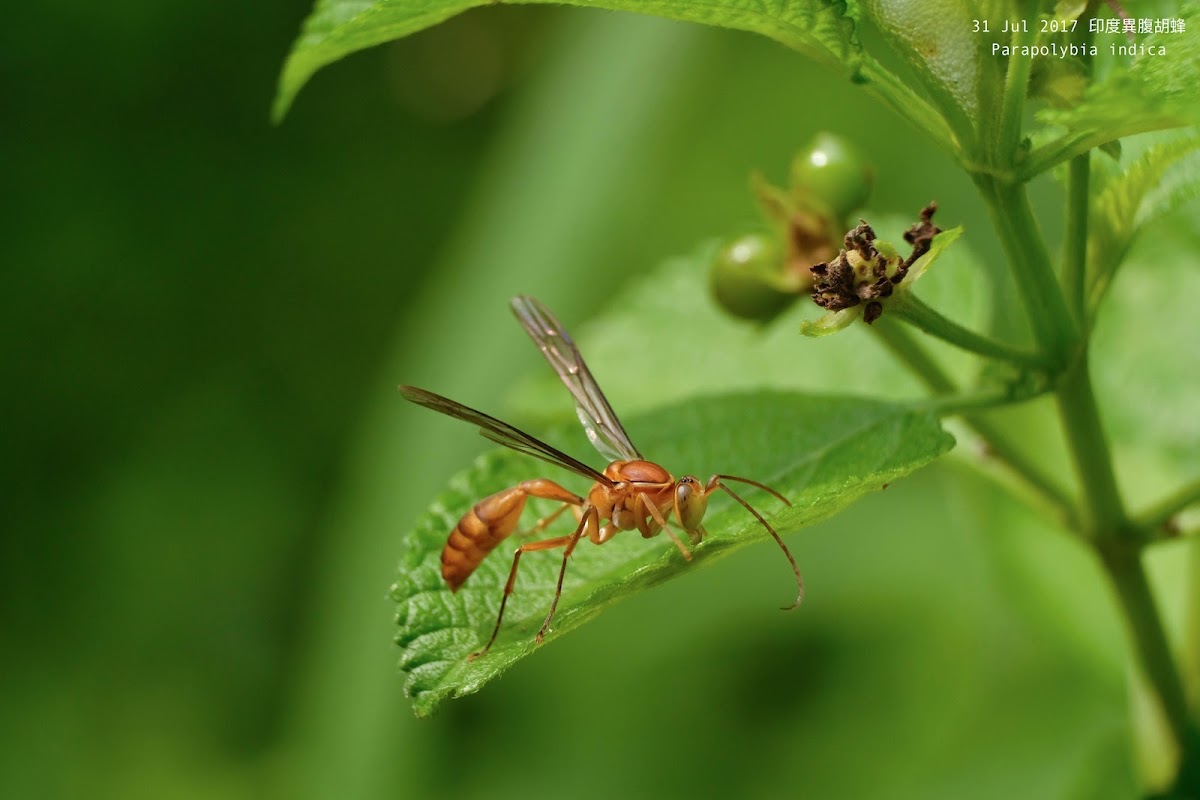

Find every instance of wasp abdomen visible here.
[441,487,528,591]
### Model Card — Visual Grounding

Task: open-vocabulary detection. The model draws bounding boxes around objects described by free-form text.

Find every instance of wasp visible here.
[400,296,803,658]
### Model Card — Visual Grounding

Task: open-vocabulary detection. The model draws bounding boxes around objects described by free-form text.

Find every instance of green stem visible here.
[1136,479,1200,538]
[1100,542,1200,794]
[995,17,1035,166]
[858,57,961,164]
[1020,119,1194,181]
[890,293,1052,371]
[937,8,1200,784]
[979,179,1078,369]
[871,320,1075,528]
[1184,548,1200,800]
[872,318,954,393]
[1061,20,1093,326]
[966,415,1078,531]
[922,387,1039,417]
[983,171,1200,787]
[1055,354,1126,538]
[1062,153,1090,324]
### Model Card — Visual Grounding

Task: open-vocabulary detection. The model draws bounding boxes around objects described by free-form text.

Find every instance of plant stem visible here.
[1054,354,1127,538]
[922,388,1037,417]
[1063,154,1090,324]
[858,57,961,163]
[1100,542,1200,794]
[1136,479,1200,538]
[979,179,1078,370]
[871,320,1075,528]
[995,18,1034,166]
[1020,119,1196,181]
[872,318,954,393]
[1188,544,1200,761]
[1061,20,1093,326]
[983,170,1199,788]
[890,293,1052,371]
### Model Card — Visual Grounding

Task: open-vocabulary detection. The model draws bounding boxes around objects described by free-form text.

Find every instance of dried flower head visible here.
[801,203,959,337]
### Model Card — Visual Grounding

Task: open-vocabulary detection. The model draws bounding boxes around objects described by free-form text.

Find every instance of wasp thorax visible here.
[676,476,708,534]
[616,460,672,484]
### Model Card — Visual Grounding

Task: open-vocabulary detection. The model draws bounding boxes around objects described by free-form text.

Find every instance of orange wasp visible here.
[400,296,803,659]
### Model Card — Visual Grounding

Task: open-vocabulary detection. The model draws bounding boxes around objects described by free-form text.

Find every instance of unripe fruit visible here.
[790,132,873,224]
[709,233,797,322]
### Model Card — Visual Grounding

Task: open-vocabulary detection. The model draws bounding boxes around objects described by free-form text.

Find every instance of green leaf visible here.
[391,391,953,716]
[275,0,863,121]
[1027,11,1200,174]
[858,0,1010,148]
[800,306,861,336]
[905,225,962,283]
[1087,133,1200,324]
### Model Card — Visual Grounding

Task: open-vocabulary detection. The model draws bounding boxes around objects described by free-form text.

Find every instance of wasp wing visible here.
[399,385,612,486]
[510,296,642,463]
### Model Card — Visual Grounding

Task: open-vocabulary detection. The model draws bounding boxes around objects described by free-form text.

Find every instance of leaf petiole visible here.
[858,56,961,162]
[889,292,1053,372]
[994,19,1034,166]
[872,321,1076,529]
[917,383,1046,418]
[1134,478,1200,540]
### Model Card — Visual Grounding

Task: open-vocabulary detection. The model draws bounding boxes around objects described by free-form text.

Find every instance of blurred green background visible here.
[6,3,1188,798]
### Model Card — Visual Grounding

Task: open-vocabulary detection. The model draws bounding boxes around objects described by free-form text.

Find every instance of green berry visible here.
[790,132,873,224]
[709,233,797,322]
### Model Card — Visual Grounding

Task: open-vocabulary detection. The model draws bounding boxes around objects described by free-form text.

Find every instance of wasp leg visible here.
[469,533,577,660]
[637,495,693,560]
[709,477,803,610]
[514,501,576,539]
[535,506,600,644]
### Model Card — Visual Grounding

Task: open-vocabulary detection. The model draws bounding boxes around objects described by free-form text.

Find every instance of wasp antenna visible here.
[717,482,804,610]
[716,473,791,507]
